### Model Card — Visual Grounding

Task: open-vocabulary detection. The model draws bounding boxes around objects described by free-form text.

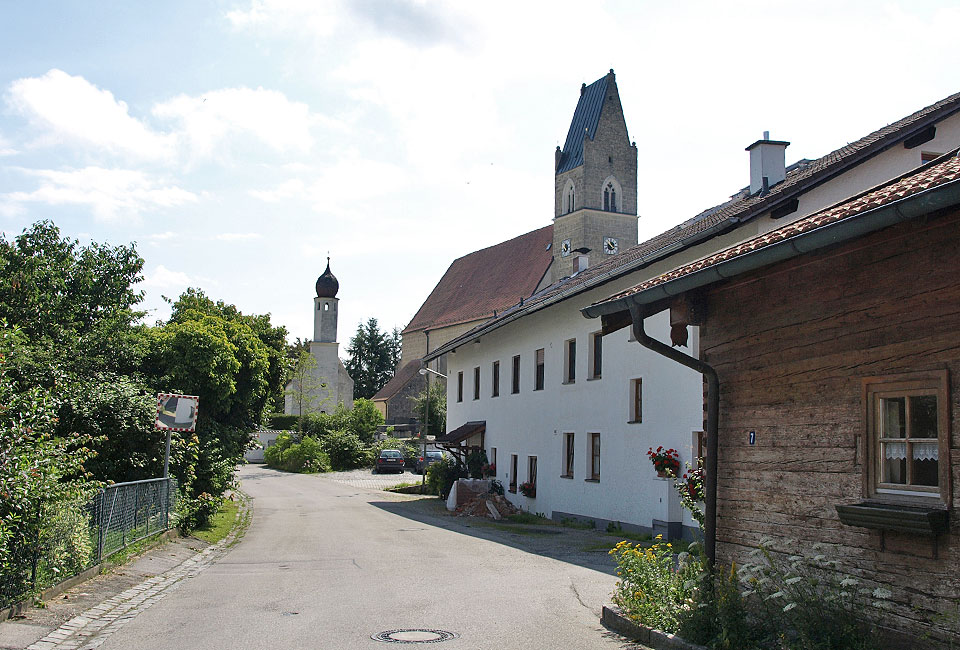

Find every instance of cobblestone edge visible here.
[24,494,250,650]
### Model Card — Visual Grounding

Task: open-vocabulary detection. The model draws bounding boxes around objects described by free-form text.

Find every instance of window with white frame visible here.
[512,355,520,394]
[564,338,576,384]
[588,433,601,481]
[629,378,642,423]
[534,348,545,391]
[492,361,500,397]
[562,433,575,478]
[864,371,949,504]
[588,332,603,379]
[509,454,518,492]
[473,366,480,400]
[457,371,463,402]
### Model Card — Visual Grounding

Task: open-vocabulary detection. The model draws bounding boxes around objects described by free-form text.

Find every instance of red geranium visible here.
[646,446,681,477]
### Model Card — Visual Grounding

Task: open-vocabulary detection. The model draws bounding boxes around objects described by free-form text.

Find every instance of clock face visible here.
[561,239,571,257]
[604,237,619,254]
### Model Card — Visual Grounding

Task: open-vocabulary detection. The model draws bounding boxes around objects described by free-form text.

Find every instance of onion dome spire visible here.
[315,257,339,298]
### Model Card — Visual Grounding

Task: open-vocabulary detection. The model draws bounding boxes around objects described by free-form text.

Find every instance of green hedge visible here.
[267,413,299,430]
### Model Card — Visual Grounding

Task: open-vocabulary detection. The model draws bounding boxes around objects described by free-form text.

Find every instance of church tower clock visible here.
[552,69,638,280]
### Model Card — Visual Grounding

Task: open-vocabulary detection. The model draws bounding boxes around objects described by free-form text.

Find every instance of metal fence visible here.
[89,477,178,562]
[1,477,177,610]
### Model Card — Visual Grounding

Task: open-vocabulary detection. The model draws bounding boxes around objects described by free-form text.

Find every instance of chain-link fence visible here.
[1,477,176,610]
[89,478,178,561]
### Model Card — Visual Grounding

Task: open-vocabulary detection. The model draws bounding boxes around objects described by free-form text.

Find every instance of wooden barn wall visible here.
[701,206,960,643]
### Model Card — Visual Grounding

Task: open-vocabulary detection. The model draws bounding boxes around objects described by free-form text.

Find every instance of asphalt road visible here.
[94,464,626,650]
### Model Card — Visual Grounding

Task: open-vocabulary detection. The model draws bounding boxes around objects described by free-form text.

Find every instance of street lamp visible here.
[418,365,447,494]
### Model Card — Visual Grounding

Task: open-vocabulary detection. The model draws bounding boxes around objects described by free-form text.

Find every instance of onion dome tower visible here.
[315,258,339,298]
[313,257,339,343]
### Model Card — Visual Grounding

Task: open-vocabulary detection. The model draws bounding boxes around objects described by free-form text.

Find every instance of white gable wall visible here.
[444,278,703,537]
[757,111,960,235]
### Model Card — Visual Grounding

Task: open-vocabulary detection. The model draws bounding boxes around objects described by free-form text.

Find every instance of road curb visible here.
[17,493,249,650]
[601,604,708,650]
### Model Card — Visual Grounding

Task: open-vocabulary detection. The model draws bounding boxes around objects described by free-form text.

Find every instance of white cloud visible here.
[215,232,262,241]
[226,0,342,37]
[1,167,197,220]
[0,133,16,156]
[146,231,179,241]
[249,178,305,202]
[6,69,174,161]
[153,87,315,158]
[142,265,194,290]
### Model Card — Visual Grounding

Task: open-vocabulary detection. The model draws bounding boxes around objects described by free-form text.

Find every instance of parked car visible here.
[416,450,445,474]
[375,449,405,474]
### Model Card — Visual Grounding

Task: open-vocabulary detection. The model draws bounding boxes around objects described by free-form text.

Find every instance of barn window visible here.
[863,371,949,505]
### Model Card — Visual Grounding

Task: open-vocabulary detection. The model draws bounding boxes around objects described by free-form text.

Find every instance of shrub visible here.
[426,455,465,498]
[466,449,487,479]
[677,539,891,650]
[177,492,222,534]
[734,539,888,650]
[321,430,367,470]
[370,437,419,465]
[280,436,330,473]
[263,431,295,467]
[39,500,93,580]
[263,432,330,473]
[610,537,701,633]
[266,413,299,430]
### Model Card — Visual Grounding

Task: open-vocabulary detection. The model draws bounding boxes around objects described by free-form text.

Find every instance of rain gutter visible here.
[582,176,960,318]
[627,302,720,565]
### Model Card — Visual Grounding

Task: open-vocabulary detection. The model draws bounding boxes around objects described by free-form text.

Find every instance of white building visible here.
[285,259,354,415]
[426,82,960,540]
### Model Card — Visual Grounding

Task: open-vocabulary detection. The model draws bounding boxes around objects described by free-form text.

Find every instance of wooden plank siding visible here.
[701,206,960,644]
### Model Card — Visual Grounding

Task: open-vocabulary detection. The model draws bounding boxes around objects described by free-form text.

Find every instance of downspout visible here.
[627,302,719,566]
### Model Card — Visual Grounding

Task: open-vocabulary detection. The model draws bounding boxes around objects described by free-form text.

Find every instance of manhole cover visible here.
[371,629,459,644]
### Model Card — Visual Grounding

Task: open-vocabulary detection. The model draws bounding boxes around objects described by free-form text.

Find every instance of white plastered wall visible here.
[443,274,703,536]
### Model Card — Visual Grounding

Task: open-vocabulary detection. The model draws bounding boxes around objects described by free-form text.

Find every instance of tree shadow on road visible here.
[366,495,620,577]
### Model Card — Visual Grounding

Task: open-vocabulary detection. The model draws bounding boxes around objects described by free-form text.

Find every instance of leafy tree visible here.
[285,350,331,416]
[347,398,383,442]
[413,382,446,437]
[0,221,144,347]
[168,289,288,422]
[0,323,97,606]
[344,318,400,399]
[321,430,367,470]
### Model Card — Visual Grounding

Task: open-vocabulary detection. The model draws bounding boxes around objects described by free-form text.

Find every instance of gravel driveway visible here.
[316,466,428,491]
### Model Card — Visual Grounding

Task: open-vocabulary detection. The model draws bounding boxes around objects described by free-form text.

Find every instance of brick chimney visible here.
[746,131,789,195]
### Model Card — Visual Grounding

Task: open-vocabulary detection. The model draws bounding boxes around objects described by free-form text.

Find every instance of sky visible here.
[1,0,958,351]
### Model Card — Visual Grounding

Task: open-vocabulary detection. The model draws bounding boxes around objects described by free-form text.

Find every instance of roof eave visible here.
[727,99,960,227]
[582,176,960,320]
[423,218,739,362]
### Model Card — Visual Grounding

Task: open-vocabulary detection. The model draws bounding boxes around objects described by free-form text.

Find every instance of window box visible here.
[835,502,949,536]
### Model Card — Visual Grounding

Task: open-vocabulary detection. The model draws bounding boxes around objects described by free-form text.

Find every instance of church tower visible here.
[552,69,638,280]
[285,259,354,415]
[314,259,339,342]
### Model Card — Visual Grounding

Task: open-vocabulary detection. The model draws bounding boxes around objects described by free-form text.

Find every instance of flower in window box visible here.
[482,463,497,478]
[646,446,681,478]
[519,481,536,498]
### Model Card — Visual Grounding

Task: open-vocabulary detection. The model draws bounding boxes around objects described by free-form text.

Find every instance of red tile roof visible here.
[372,358,423,402]
[423,90,960,361]
[403,225,553,334]
[592,153,960,309]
